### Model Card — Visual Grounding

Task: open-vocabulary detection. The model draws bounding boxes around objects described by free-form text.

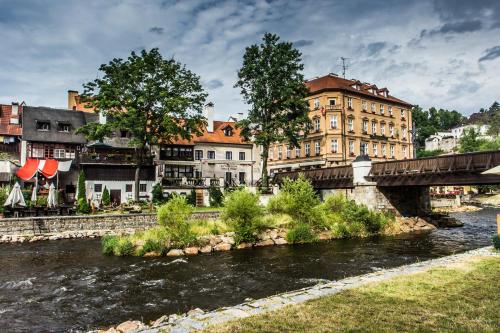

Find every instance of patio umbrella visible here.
[481,165,500,176]
[4,182,26,207]
[47,183,57,208]
[31,185,37,204]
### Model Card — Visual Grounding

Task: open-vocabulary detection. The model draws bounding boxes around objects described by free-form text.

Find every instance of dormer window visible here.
[223,126,233,136]
[57,122,71,132]
[36,121,50,131]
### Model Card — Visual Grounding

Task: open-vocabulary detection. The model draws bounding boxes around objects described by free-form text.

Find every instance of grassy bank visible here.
[205,256,500,333]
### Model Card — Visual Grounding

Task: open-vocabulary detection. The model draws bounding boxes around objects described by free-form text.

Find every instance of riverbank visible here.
[103,247,498,333]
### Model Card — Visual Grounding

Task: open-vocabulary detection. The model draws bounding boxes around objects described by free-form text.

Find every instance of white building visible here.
[451,124,490,139]
[425,124,492,153]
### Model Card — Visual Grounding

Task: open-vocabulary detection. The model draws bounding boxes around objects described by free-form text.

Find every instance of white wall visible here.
[85,180,154,205]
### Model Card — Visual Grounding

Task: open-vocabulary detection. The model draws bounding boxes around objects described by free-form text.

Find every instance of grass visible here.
[204,257,500,333]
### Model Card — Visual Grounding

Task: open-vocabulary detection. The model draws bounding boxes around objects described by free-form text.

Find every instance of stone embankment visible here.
[92,246,498,333]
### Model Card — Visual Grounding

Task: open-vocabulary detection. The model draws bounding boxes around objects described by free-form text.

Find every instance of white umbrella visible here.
[482,165,500,175]
[47,183,57,208]
[4,182,26,207]
[31,185,37,204]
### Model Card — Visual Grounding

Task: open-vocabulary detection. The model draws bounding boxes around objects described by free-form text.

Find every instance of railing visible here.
[161,177,223,188]
[79,153,153,165]
[273,165,353,189]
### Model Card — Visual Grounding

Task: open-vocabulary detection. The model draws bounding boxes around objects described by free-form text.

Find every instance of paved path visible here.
[129,247,498,333]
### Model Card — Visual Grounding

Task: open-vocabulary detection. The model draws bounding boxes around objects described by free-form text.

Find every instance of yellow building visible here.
[269,73,413,172]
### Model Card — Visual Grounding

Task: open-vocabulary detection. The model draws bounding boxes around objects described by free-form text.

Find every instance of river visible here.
[0,208,498,333]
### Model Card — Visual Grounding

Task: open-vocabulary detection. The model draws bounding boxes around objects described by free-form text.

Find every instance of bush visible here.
[209,183,224,207]
[222,189,263,243]
[36,195,48,207]
[77,197,90,214]
[77,170,86,201]
[0,186,9,214]
[186,189,197,206]
[114,238,134,256]
[157,195,196,247]
[268,175,322,226]
[286,223,317,244]
[102,235,119,255]
[101,186,111,206]
[142,238,163,254]
[493,235,500,250]
[151,183,165,204]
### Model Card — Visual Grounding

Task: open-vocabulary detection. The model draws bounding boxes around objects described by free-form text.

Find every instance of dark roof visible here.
[22,106,98,144]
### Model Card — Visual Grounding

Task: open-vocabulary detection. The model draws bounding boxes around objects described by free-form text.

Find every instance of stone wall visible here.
[431,196,461,208]
[0,211,220,236]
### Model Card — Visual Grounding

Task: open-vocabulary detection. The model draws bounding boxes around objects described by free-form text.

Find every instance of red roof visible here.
[0,104,22,136]
[305,74,412,106]
[172,121,250,145]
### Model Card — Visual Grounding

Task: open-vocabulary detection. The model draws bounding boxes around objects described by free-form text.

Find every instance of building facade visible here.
[268,74,413,173]
[0,103,23,161]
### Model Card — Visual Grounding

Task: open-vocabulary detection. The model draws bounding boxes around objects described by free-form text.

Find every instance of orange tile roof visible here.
[0,104,22,136]
[172,121,251,145]
[305,74,412,106]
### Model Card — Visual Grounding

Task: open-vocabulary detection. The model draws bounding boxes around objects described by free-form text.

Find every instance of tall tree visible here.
[78,49,207,201]
[486,102,500,137]
[235,33,311,190]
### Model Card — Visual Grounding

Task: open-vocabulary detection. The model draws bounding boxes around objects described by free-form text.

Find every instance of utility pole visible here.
[340,57,349,78]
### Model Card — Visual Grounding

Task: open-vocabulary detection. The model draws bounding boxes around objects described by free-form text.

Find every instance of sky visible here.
[0,0,499,120]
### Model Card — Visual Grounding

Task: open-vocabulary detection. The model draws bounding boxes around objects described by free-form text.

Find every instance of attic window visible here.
[36,121,50,131]
[57,122,71,132]
[224,126,233,137]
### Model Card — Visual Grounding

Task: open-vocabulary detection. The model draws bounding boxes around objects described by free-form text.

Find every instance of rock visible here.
[220,236,235,245]
[104,328,120,333]
[214,243,232,251]
[255,239,274,247]
[184,247,199,255]
[273,237,288,245]
[200,245,212,253]
[224,232,236,237]
[257,231,271,241]
[209,235,222,246]
[268,229,278,240]
[143,251,161,257]
[166,249,184,256]
[187,308,204,316]
[151,315,169,327]
[277,229,288,238]
[236,242,253,249]
[318,231,332,241]
[115,320,144,333]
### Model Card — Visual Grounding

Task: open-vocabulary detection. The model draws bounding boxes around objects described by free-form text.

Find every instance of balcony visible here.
[325,105,342,111]
[78,153,145,165]
[161,177,222,188]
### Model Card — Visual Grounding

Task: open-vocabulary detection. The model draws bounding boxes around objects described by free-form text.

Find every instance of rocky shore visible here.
[0,229,140,244]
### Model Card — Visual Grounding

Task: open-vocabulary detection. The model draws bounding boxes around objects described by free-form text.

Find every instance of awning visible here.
[16,159,72,181]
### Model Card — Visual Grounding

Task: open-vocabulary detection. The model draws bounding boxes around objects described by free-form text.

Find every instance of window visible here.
[36,121,50,131]
[239,151,245,160]
[330,115,338,129]
[348,118,354,132]
[389,124,394,137]
[315,141,320,155]
[381,124,386,136]
[402,127,407,139]
[388,106,393,116]
[225,151,232,160]
[54,149,66,159]
[286,147,291,159]
[269,148,274,159]
[159,146,193,160]
[120,130,129,138]
[224,127,233,136]
[139,184,147,192]
[380,104,384,114]
[94,184,102,192]
[371,103,376,113]
[361,142,368,155]
[195,150,203,160]
[373,143,378,156]
[402,146,408,158]
[238,172,246,184]
[314,117,320,132]
[278,146,283,160]
[362,120,368,133]
[362,100,367,111]
[305,143,310,156]
[329,98,337,106]
[390,145,395,158]
[347,97,353,109]
[381,144,387,156]
[295,146,301,158]
[331,139,338,153]
[401,109,406,119]
[313,98,320,109]
[372,122,377,134]
[164,165,194,178]
[208,150,216,159]
[126,184,133,192]
[348,140,355,155]
[57,123,70,132]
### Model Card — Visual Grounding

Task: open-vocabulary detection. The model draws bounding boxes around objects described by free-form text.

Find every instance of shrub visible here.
[493,235,500,250]
[142,238,163,254]
[0,186,9,213]
[102,235,119,255]
[209,183,224,207]
[186,189,197,206]
[36,195,48,207]
[101,186,111,206]
[77,197,90,214]
[222,189,263,243]
[151,183,165,204]
[268,175,321,226]
[77,170,86,201]
[114,238,134,256]
[286,223,317,244]
[157,195,196,247]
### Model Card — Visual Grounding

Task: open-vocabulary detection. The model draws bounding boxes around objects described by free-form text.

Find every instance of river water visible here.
[0,208,498,333]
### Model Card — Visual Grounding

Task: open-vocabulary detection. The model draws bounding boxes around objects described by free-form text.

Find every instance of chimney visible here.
[204,102,214,132]
[68,90,79,110]
[11,102,18,116]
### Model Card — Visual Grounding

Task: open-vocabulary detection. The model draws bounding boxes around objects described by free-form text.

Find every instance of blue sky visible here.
[0,0,499,119]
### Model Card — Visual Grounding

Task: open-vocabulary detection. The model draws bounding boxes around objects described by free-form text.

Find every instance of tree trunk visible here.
[134,165,140,202]
[261,145,269,191]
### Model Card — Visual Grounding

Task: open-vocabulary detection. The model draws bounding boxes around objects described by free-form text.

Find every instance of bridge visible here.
[272,151,500,216]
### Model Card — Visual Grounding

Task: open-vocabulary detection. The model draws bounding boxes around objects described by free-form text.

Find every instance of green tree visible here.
[151,182,164,204]
[209,183,224,207]
[102,186,111,206]
[459,128,485,153]
[235,33,311,190]
[78,48,207,201]
[486,102,500,137]
[77,170,86,201]
[186,188,197,206]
